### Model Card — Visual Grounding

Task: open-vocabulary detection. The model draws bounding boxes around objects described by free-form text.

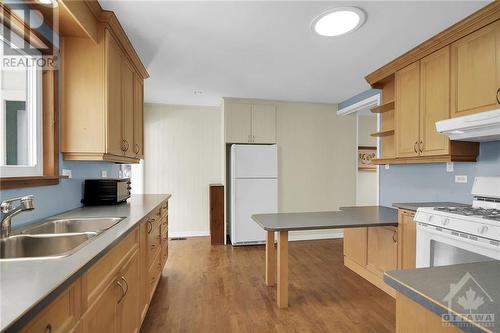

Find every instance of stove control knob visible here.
[478,225,489,234]
[442,218,450,226]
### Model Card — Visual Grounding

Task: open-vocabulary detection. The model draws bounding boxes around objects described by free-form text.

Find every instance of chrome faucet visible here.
[1,195,35,238]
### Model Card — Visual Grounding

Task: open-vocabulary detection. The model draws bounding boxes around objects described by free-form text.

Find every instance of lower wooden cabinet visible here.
[343,228,367,266]
[81,277,120,333]
[366,226,398,277]
[398,210,416,269]
[344,209,415,297]
[19,280,82,333]
[19,199,170,333]
[396,292,463,333]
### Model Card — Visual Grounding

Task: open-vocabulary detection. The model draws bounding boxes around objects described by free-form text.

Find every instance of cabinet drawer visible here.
[148,253,162,300]
[84,229,138,307]
[148,224,161,269]
[20,280,81,333]
[160,200,168,217]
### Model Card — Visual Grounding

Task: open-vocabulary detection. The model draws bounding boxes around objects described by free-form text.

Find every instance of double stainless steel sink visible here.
[0,217,124,260]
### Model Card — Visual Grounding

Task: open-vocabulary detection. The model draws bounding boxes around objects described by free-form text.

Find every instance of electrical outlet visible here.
[455,175,468,183]
[385,164,390,170]
[446,162,454,173]
[101,170,108,178]
[61,169,72,179]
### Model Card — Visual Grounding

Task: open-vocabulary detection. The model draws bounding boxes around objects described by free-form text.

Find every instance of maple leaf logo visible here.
[457,288,485,313]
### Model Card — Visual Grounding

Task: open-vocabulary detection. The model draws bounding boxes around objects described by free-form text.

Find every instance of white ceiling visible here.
[101,1,489,106]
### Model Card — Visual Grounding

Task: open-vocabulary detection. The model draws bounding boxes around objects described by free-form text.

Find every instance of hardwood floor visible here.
[140,237,395,333]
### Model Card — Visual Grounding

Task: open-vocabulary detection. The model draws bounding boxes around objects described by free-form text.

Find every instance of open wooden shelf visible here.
[371,129,394,138]
[370,100,395,114]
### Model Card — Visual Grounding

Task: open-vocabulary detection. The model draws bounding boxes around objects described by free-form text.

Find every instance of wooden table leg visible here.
[277,231,288,308]
[265,231,276,286]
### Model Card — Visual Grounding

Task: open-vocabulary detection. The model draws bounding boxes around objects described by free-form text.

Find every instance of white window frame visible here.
[0,27,43,178]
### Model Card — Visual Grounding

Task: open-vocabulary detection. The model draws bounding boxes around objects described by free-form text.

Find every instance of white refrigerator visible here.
[230,144,278,245]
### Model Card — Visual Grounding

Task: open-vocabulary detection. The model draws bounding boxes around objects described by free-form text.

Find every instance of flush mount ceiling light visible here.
[36,0,58,7]
[312,7,366,37]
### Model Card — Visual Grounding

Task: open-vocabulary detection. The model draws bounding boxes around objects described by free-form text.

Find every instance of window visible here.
[0,4,59,189]
[1,33,43,177]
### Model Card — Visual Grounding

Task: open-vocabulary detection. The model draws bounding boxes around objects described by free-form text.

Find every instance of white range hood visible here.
[436,108,500,142]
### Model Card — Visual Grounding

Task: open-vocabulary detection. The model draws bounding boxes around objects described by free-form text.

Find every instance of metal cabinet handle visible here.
[147,219,153,234]
[116,280,126,303]
[419,141,424,153]
[496,88,500,104]
[120,276,129,297]
[121,139,130,152]
[134,143,140,154]
[413,142,418,154]
[392,229,398,243]
[252,135,255,142]
[45,324,52,333]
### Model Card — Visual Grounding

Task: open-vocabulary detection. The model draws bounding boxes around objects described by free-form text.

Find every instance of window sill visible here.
[0,176,61,190]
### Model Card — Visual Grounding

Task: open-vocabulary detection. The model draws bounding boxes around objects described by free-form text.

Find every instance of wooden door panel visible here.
[343,228,367,266]
[121,57,135,158]
[420,46,450,156]
[82,279,120,333]
[396,62,420,158]
[224,103,251,143]
[451,21,500,117]
[105,29,123,156]
[252,104,277,143]
[118,250,140,333]
[367,227,398,277]
[399,211,416,269]
[133,74,144,158]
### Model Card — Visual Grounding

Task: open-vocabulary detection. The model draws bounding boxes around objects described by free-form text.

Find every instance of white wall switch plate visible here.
[101,170,108,178]
[455,175,468,183]
[61,169,72,178]
[446,162,454,172]
[385,164,390,170]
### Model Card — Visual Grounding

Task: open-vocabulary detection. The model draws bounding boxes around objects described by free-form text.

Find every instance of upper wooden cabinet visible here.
[391,47,479,163]
[396,61,421,158]
[450,20,500,117]
[420,47,451,156]
[367,3,498,165]
[224,100,277,144]
[61,11,149,164]
[133,74,145,158]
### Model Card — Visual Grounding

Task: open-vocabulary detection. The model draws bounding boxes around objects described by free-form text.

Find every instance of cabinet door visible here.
[133,74,144,158]
[225,103,251,143]
[399,210,416,269]
[420,46,450,156]
[396,62,420,158]
[121,57,135,158]
[105,29,123,156]
[451,21,500,117]
[82,278,120,333]
[366,227,398,277]
[118,250,141,333]
[252,104,277,143]
[343,228,367,266]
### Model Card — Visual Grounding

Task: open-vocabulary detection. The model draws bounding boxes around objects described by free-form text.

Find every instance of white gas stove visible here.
[415,177,500,268]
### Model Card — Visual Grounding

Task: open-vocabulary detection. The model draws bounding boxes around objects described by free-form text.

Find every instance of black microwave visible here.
[83,178,131,205]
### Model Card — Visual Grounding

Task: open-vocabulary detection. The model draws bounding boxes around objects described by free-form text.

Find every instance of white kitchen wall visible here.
[356,115,378,206]
[275,101,357,240]
[144,103,222,237]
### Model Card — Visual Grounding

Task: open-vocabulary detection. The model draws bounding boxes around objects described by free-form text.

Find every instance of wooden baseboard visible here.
[344,257,396,298]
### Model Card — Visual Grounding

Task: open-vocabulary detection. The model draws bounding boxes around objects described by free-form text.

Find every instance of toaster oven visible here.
[83,178,131,205]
